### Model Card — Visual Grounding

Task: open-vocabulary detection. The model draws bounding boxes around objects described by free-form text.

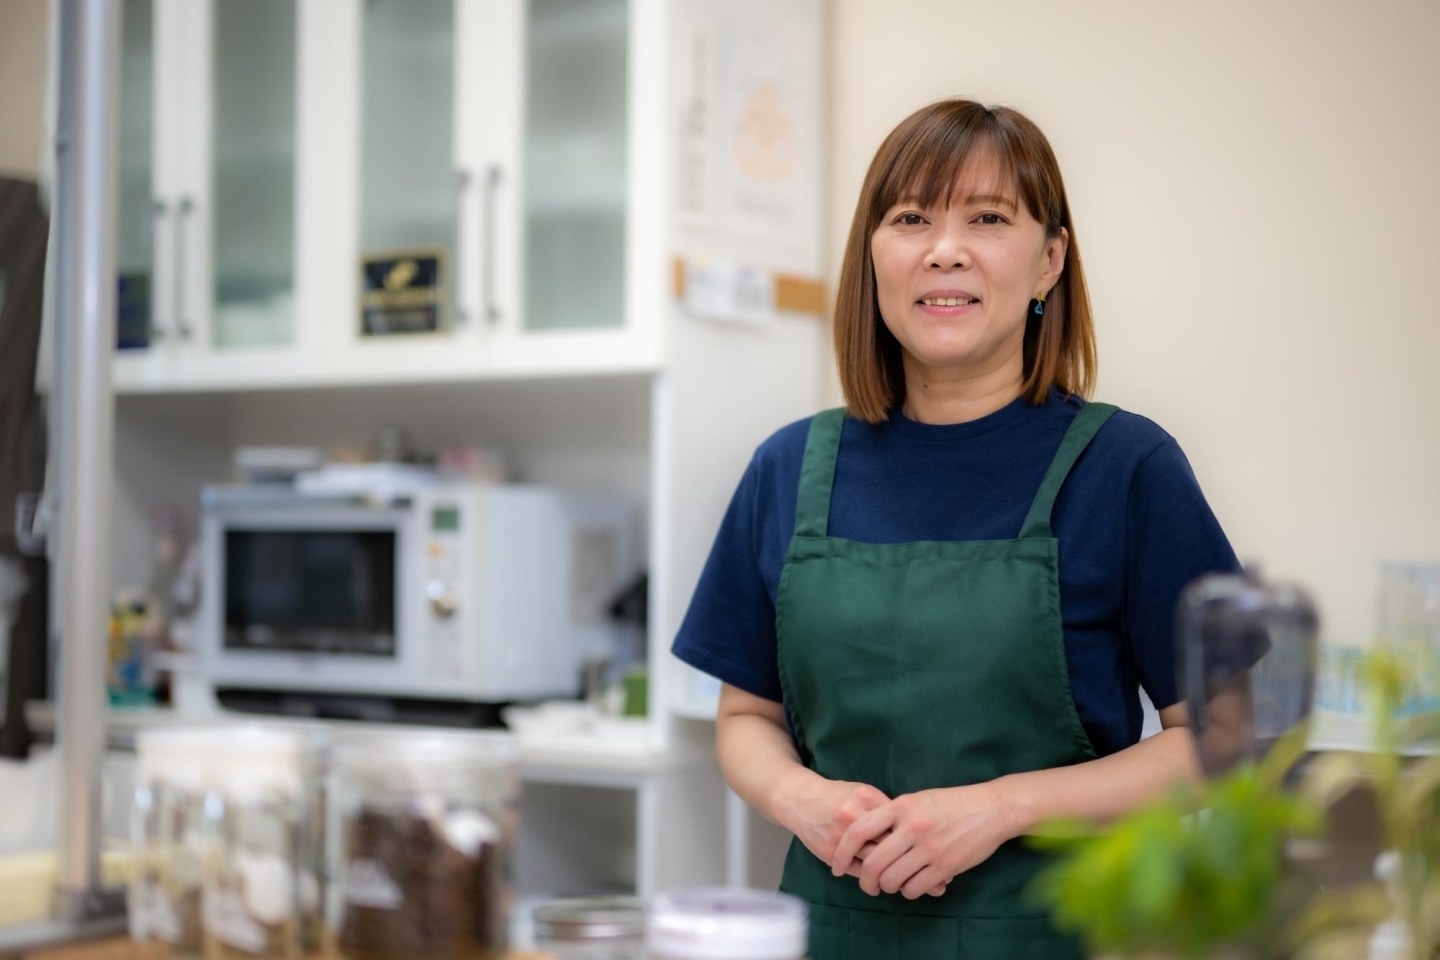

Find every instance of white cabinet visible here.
[97,0,674,394]
[111,0,321,393]
[313,0,662,386]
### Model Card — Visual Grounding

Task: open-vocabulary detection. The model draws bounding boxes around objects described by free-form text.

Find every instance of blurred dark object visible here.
[0,177,50,759]
[1180,567,1320,778]
[608,571,647,629]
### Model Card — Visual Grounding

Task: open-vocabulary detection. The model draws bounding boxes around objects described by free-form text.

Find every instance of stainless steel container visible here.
[534,896,645,959]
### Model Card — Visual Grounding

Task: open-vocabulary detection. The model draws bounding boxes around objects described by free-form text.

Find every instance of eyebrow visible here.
[957,193,1018,211]
[894,192,1018,212]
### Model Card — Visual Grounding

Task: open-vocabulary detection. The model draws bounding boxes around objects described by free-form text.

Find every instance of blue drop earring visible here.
[1029,292,1046,319]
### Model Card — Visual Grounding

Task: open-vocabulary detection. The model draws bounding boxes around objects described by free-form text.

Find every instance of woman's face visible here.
[870,164,1067,380]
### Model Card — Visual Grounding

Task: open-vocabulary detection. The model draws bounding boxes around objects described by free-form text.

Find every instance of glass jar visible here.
[201,726,321,960]
[534,896,645,959]
[1377,561,1440,715]
[646,890,807,960]
[334,731,520,960]
[130,726,215,957]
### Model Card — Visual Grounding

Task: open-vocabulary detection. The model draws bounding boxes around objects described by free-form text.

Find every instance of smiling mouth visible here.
[917,297,979,306]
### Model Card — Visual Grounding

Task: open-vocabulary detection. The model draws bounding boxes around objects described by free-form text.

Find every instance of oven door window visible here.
[225,530,397,656]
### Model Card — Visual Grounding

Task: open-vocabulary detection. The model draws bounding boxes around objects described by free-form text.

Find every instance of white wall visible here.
[0,0,49,180]
[827,0,1440,646]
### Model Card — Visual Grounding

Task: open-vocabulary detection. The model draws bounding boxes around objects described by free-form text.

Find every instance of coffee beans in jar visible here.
[334,731,520,960]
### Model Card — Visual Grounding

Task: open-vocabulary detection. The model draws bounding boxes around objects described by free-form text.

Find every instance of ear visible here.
[1040,226,1069,293]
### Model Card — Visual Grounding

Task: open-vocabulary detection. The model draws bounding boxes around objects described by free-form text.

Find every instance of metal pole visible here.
[51,0,124,920]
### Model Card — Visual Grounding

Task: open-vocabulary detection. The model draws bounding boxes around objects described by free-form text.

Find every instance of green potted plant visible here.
[1030,726,1323,960]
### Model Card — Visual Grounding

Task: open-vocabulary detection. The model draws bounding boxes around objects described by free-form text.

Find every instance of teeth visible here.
[922,297,976,306]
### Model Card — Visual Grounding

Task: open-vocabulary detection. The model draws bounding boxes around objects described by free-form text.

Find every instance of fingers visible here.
[875,844,932,897]
[842,841,880,879]
[856,829,913,897]
[846,840,947,898]
[901,865,951,901]
[830,806,896,877]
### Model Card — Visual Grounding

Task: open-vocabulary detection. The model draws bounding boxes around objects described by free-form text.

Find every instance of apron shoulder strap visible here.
[793,408,846,539]
[1019,401,1120,540]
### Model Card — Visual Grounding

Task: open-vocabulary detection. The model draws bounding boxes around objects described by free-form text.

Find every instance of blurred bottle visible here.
[1179,567,1320,778]
[108,591,158,707]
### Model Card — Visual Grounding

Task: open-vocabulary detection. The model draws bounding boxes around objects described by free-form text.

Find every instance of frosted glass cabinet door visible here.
[523,0,628,331]
[116,0,157,351]
[359,0,458,332]
[209,0,298,350]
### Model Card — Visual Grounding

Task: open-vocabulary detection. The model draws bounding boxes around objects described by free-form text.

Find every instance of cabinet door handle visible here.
[454,167,471,327]
[175,196,194,341]
[149,198,168,341]
[483,164,502,326]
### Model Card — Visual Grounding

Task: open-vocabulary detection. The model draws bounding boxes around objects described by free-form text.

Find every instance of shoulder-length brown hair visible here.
[834,99,1097,423]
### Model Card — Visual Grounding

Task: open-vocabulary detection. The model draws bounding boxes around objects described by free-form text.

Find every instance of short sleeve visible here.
[671,456,784,702]
[1123,438,1241,710]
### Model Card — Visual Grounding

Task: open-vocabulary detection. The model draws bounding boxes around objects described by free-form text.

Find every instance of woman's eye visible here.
[895,213,926,226]
[975,213,1007,225]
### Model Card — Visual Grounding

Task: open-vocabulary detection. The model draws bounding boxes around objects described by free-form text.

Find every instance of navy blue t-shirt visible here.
[672,390,1241,758]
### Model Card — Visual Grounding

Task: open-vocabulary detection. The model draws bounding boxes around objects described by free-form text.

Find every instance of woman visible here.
[672,99,1240,959]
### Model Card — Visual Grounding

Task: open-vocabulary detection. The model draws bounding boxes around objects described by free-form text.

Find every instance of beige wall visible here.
[827,0,1440,645]
[0,0,49,180]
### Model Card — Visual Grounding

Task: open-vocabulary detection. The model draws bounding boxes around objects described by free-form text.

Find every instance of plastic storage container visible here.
[534,896,645,959]
[202,726,325,960]
[646,890,808,960]
[130,727,215,956]
[334,731,520,960]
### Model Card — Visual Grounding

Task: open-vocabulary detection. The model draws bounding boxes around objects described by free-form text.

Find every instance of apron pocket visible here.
[805,903,851,960]
[954,916,1084,960]
[805,904,959,960]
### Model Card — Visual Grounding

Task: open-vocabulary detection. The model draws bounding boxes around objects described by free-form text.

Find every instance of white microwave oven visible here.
[198,479,640,702]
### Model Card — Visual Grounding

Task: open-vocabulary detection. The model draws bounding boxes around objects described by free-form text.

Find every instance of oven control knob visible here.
[427,579,457,619]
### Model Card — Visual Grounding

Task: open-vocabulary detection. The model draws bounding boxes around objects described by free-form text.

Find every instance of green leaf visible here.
[1299,751,1374,810]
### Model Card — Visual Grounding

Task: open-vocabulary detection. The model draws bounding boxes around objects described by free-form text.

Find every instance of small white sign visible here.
[683,259,775,328]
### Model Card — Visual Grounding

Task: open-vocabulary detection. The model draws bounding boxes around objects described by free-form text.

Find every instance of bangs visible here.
[870,114,1048,230]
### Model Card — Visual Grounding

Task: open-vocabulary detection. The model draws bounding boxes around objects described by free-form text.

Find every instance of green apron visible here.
[776,401,1119,960]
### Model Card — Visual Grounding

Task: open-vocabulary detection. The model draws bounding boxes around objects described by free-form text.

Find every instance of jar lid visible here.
[209,726,313,799]
[647,889,807,960]
[136,725,225,791]
[335,729,519,770]
[534,896,644,940]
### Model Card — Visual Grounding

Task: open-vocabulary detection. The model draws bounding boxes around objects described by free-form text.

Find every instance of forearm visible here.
[716,710,817,827]
[994,726,1201,835]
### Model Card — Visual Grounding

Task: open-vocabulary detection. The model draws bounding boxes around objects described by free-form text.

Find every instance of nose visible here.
[925,222,971,270]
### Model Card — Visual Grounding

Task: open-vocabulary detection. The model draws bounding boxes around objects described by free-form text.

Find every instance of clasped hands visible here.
[779,773,1019,902]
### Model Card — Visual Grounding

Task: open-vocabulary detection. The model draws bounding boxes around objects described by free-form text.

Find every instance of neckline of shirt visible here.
[881,388,1075,442]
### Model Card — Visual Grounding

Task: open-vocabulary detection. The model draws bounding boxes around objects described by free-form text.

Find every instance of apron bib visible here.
[776,401,1118,960]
